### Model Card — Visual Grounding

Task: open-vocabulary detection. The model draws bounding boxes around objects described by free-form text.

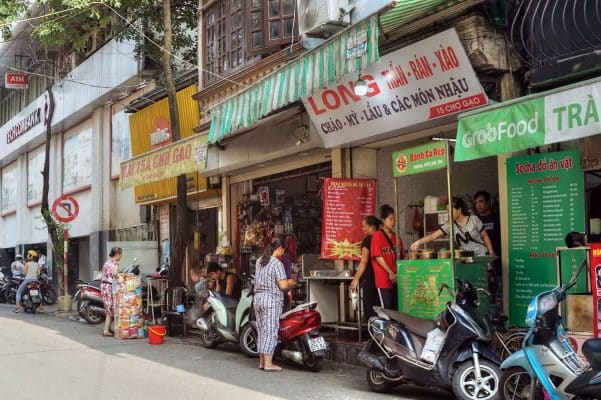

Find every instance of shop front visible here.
[301,27,500,321]
[454,76,601,336]
[123,85,215,281]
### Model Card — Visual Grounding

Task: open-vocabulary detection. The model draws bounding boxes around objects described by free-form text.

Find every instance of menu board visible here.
[321,178,376,260]
[63,125,93,193]
[27,145,45,205]
[397,259,454,318]
[591,244,601,338]
[507,150,585,326]
[1,163,18,214]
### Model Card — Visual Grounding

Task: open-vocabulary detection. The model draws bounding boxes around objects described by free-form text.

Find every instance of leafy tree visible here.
[2,0,199,288]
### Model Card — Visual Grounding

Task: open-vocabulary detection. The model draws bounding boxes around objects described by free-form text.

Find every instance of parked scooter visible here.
[73,258,157,325]
[238,302,327,372]
[357,279,501,400]
[196,276,254,351]
[499,233,601,400]
[39,268,57,305]
[21,280,43,313]
[3,276,23,304]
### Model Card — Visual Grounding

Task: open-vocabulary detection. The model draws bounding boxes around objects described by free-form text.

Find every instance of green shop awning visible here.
[208,15,379,144]
[455,76,601,162]
[380,0,475,36]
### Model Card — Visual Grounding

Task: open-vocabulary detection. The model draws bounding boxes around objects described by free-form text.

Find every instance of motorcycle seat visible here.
[213,292,239,309]
[582,339,601,370]
[381,309,435,338]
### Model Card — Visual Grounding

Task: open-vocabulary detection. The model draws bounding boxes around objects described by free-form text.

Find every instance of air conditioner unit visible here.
[297,0,353,38]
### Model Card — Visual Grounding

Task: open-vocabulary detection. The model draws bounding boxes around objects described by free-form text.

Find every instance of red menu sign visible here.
[321,178,376,260]
[591,243,601,337]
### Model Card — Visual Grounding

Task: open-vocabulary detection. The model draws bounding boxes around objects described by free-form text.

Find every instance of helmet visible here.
[15,254,23,260]
[27,250,38,259]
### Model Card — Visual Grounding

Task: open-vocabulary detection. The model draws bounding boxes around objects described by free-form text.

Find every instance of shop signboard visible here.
[392,142,447,177]
[5,72,29,89]
[456,78,601,161]
[120,134,208,190]
[397,259,454,319]
[506,149,585,326]
[321,178,376,260]
[303,28,487,148]
[591,243,601,337]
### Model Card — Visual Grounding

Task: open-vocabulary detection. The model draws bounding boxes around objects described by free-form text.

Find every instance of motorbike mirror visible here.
[438,282,453,297]
[565,232,586,248]
[477,287,491,298]
[132,257,138,265]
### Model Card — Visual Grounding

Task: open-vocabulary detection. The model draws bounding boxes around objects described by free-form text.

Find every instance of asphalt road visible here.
[0,304,449,400]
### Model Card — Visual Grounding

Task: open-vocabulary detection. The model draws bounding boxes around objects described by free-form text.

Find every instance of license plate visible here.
[308,336,327,352]
[30,289,39,296]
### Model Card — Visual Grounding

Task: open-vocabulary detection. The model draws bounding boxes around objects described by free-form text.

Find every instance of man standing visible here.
[11,254,24,278]
[474,190,501,301]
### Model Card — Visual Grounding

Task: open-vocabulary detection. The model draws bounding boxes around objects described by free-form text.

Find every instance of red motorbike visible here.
[240,302,327,372]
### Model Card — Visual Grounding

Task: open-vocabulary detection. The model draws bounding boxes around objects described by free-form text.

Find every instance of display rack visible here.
[146,278,168,324]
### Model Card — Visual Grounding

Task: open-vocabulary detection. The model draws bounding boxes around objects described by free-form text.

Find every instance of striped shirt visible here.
[440,215,488,256]
[254,257,287,302]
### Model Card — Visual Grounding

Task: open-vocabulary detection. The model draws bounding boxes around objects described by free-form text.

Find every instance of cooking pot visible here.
[454,249,475,259]
[438,250,451,259]
[419,250,437,259]
[408,252,420,260]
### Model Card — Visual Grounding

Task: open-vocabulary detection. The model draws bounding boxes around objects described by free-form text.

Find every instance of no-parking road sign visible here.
[51,195,80,223]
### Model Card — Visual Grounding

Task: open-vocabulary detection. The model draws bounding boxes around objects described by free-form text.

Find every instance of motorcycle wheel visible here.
[305,354,322,372]
[499,367,543,400]
[198,313,220,349]
[23,298,36,314]
[44,288,57,305]
[366,369,394,393]
[239,323,259,358]
[6,284,17,304]
[80,300,104,324]
[0,289,6,303]
[452,359,500,400]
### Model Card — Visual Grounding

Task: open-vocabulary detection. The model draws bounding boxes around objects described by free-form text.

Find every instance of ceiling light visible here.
[354,73,368,96]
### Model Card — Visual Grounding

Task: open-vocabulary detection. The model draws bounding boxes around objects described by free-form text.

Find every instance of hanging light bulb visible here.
[354,72,368,96]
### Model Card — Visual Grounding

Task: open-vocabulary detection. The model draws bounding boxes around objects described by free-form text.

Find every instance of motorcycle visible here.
[196,276,254,352]
[3,276,23,304]
[499,236,601,400]
[74,258,158,325]
[357,279,501,400]
[21,280,43,313]
[73,279,104,324]
[238,301,326,372]
[39,268,57,305]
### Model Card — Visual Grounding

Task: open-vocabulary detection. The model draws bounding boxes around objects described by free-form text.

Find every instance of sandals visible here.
[102,332,113,337]
[263,365,283,372]
[13,309,21,313]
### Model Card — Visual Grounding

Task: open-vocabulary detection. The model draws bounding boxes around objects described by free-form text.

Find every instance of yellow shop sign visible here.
[120,134,208,190]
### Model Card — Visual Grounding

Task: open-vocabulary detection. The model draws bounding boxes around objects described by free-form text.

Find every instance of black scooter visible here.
[358,279,501,400]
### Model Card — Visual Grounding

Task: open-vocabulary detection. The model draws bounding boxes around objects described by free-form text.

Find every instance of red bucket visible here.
[148,325,166,345]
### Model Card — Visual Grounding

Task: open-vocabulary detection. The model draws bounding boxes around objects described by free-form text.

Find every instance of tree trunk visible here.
[40,85,65,295]
[162,0,188,286]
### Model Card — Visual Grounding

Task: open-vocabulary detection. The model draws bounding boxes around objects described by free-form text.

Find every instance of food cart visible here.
[392,140,491,318]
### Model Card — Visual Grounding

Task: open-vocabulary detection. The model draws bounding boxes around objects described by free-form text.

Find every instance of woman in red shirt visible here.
[371,204,404,310]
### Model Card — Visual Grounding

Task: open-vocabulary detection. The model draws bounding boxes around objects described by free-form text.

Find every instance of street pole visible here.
[63,229,69,297]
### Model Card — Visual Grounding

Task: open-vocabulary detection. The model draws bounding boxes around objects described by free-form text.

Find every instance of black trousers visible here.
[377,288,398,310]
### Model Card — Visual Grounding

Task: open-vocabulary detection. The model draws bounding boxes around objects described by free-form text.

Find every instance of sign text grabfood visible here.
[456,80,601,161]
[302,29,487,148]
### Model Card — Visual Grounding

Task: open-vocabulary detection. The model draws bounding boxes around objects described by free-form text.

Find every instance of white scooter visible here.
[196,277,254,352]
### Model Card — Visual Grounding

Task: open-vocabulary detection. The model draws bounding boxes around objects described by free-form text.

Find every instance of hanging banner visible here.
[392,141,447,177]
[506,149,585,326]
[456,78,601,161]
[321,178,377,260]
[591,243,601,338]
[119,134,208,190]
[303,28,487,148]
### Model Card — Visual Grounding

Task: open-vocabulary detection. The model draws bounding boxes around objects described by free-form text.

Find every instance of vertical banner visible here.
[506,149,585,326]
[591,243,601,338]
[321,178,376,260]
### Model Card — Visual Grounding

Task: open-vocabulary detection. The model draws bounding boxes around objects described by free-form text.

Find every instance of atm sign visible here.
[5,73,29,89]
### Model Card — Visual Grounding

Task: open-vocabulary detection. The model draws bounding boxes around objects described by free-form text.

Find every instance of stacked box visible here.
[113,272,144,339]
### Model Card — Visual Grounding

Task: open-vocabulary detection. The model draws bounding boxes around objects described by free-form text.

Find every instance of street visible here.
[0,304,448,400]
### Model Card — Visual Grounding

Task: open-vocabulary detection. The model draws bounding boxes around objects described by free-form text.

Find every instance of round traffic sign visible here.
[52,195,80,223]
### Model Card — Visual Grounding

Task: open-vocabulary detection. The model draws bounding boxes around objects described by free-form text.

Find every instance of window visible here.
[264,0,297,47]
[203,0,298,85]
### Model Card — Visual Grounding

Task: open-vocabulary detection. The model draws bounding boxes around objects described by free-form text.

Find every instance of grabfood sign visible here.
[302,29,487,148]
[456,79,601,161]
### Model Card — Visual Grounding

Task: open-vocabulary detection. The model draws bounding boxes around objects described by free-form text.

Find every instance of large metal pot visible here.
[408,252,420,260]
[419,250,437,259]
[438,250,451,259]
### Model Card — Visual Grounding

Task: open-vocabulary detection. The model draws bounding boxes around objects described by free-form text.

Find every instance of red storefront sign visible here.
[591,243,601,337]
[321,178,376,260]
[5,72,29,89]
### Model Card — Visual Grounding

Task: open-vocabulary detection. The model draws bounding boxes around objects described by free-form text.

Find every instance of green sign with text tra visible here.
[392,142,447,177]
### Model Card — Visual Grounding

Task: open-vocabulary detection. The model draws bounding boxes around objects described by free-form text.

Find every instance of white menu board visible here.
[63,124,92,193]
[27,145,45,205]
[1,163,18,214]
